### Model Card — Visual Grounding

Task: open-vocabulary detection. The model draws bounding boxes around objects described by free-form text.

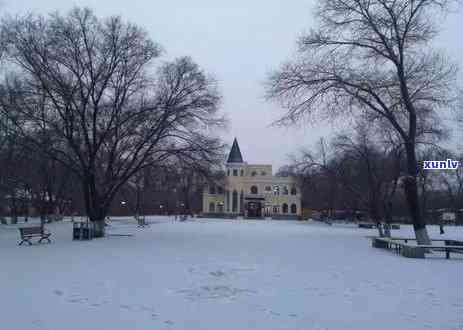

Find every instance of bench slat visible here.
[417,245,463,250]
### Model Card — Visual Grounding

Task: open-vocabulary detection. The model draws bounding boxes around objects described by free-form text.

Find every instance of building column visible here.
[240,191,244,214]
[237,189,240,215]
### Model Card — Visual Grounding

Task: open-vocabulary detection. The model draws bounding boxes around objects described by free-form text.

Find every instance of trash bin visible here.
[73,221,94,240]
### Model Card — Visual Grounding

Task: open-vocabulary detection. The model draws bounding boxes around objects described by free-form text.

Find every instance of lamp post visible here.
[159,204,163,215]
[179,202,185,221]
[120,201,127,217]
[272,185,280,216]
[218,201,224,213]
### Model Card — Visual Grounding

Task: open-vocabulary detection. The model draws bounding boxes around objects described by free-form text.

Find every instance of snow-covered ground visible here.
[1,217,463,330]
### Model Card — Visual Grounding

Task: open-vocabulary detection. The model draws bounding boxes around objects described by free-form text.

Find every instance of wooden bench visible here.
[369,236,463,259]
[371,237,409,255]
[387,237,448,243]
[18,226,51,245]
[360,223,400,229]
[385,237,463,258]
[417,244,463,259]
[370,237,424,258]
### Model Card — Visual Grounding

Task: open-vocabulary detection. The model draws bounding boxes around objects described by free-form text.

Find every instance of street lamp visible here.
[218,201,224,214]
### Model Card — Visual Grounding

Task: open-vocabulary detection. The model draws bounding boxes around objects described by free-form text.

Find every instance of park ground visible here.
[1,217,463,330]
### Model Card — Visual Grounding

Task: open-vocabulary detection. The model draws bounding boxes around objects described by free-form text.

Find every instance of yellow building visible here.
[202,138,301,219]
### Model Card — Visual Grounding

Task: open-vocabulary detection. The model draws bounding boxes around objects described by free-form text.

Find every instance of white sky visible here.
[3,0,463,168]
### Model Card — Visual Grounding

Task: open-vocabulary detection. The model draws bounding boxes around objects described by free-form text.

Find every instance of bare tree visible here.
[333,125,383,235]
[266,0,460,243]
[431,150,463,215]
[381,143,403,237]
[171,154,225,216]
[0,8,224,236]
[333,122,407,236]
[289,138,348,220]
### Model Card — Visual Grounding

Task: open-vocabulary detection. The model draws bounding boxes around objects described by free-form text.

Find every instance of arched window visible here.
[250,186,258,194]
[291,204,297,214]
[227,169,230,176]
[282,203,288,214]
[233,169,238,176]
[232,190,238,212]
[291,187,297,195]
[217,186,224,194]
[209,185,216,194]
[283,186,289,195]
[251,171,257,177]
[240,169,244,176]
[209,202,215,212]
[265,186,271,192]
[261,171,267,176]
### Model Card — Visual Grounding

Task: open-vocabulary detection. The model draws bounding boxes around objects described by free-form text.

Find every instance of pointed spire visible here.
[227,138,244,163]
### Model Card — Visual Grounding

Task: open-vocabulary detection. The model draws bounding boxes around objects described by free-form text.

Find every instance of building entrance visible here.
[247,201,262,218]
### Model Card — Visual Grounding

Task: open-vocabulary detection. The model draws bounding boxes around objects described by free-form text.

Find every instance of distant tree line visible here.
[280,120,463,236]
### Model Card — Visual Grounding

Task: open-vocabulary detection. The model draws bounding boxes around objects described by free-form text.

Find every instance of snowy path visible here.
[1,217,463,330]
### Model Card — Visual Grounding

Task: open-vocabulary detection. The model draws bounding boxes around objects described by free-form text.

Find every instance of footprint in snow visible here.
[67,297,88,304]
[53,289,64,296]
[402,314,417,321]
[258,307,280,316]
[304,287,319,292]
[32,319,45,328]
[140,306,156,312]
[209,270,226,277]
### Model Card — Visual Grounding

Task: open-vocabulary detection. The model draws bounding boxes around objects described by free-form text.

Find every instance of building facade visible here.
[202,139,301,219]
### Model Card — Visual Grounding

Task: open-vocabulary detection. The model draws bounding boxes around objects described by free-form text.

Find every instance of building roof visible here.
[226,138,244,163]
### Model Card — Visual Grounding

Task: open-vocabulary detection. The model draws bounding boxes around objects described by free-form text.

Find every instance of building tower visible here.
[225,138,245,214]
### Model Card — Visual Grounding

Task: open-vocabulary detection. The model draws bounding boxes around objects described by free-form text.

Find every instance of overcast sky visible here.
[3,0,463,168]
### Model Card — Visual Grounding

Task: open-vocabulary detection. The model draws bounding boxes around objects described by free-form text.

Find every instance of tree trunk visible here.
[92,219,105,238]
[82,176,107,238]
[404,144,430,244]
[383,201,393,238]
[10,197,18,224]
[39,215,45,230]
[88,204,106,237]
[376,222,384,237]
